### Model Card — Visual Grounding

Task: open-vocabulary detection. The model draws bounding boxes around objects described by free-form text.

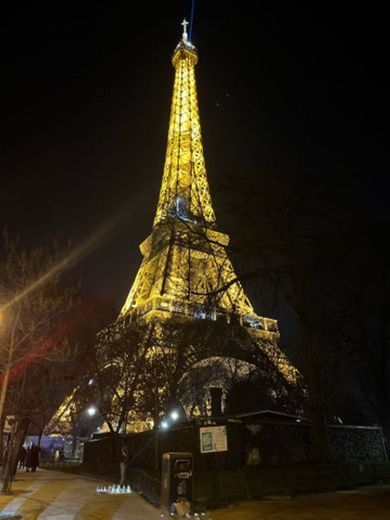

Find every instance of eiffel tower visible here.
[120,20,300,388]
[49,22,302,438]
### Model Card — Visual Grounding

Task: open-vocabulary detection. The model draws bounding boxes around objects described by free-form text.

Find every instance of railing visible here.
[139,296,278,335]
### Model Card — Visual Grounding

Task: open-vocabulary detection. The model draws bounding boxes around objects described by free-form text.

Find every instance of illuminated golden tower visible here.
[121,21,299,384]
[48,23,301,436]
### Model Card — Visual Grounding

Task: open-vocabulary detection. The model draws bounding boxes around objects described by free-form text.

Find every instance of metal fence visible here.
[41,459,390,509]
[40,460,161,506]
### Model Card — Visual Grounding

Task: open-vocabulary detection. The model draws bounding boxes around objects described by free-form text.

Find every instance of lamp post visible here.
[154,389,159,472]
[154,409,180,471]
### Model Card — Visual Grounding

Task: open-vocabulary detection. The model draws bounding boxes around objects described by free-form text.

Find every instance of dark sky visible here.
[1,2,388,312]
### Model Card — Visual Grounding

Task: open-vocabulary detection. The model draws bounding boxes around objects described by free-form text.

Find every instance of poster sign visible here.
[200,426,228,453]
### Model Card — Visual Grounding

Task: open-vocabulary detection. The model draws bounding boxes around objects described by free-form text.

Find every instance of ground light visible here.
[96,484,131,495]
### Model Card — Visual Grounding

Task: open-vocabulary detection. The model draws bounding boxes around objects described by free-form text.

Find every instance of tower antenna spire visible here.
[189,0,196,41]
[181,17,189,42]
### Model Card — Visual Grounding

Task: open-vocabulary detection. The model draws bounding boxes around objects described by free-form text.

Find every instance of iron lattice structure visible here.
[48,29,303,437]
[121,36,300,386]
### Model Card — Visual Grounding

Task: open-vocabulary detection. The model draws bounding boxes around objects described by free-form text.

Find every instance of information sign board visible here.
[200,425,228,453]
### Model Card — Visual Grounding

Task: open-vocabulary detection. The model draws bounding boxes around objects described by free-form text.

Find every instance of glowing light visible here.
[87,406,97,417]
[170,410,179,421]
[0,210,128,316]
[161,420,169,430]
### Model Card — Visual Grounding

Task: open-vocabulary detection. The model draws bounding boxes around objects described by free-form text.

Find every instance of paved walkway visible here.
[2,469,389,519]
[0,469,161,519]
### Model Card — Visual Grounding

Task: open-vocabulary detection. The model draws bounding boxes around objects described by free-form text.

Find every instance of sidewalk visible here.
[2,470,389,520]
[0,468,162,519]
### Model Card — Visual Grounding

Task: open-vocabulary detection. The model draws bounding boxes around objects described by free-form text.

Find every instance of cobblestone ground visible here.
[0,468,161,519]
[211,484,390,520]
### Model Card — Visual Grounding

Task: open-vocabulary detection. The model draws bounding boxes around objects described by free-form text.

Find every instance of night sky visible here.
[2,2,388,314]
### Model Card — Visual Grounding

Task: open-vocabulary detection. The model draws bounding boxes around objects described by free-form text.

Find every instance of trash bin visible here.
[161,452,193,514]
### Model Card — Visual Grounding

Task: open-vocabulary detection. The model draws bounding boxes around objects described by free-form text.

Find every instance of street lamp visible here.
[87,406,97,417]
[161,420,168,430]
[170,410,179,421]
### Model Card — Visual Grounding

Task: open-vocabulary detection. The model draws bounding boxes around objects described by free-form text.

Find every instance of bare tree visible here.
[322,227,390,444]
[0,229,78,492]
[220,176,332,462]
[59,317,159,436]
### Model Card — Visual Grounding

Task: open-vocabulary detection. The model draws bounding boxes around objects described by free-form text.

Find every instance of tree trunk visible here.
[301,322,330,463]
[71,432,78,458]
[0,365,11,432]
[37,429,43,448]
[380,403,390,459]
[0,415,5,465]
[1,418,29,494]
[308,390,330,463]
